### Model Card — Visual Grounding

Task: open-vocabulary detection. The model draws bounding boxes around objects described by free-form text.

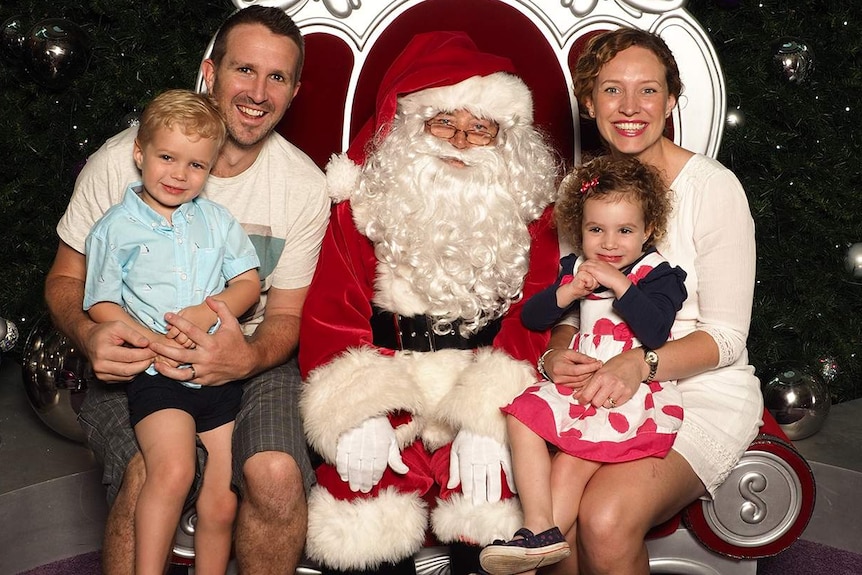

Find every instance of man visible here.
[298,31,561,573]
[44,6,330,574]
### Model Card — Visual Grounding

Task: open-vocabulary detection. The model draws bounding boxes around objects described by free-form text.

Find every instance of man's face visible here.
[203,23,301,149]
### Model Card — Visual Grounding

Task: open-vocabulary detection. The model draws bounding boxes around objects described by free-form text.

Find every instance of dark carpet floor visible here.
[17,539,862,575]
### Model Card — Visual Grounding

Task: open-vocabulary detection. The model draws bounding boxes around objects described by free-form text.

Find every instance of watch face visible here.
[645,350,659,365]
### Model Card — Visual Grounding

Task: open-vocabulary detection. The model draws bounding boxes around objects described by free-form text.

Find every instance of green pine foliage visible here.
[688,0,862,401]
[0,0,231,342]
[2,0,860,402]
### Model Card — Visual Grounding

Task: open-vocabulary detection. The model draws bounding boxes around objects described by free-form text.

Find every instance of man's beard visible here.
[353,128,532,337]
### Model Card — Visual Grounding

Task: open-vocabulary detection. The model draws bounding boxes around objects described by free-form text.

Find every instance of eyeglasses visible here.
[425,119,498,146]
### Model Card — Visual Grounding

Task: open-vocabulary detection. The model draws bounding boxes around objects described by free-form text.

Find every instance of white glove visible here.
[447,430,517,505]
[335,415,409,493]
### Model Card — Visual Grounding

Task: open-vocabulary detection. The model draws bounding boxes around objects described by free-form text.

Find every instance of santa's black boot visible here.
[448,543,482,575]
[322,556,417,575]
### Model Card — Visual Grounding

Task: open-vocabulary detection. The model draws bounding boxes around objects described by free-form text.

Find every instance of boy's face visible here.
[133,124,219,219]
[581,195,651,270]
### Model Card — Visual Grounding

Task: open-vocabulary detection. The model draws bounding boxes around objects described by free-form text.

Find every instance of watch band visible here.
[642,347,659,383]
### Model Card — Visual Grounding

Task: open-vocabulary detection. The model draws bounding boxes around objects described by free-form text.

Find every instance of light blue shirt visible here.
[84,184,260,375]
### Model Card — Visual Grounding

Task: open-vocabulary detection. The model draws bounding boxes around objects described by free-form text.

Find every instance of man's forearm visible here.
[45,274,94,349]
[246,313,301,376]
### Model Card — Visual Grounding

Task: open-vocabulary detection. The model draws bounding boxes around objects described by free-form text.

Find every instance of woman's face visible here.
[586,45,676,161]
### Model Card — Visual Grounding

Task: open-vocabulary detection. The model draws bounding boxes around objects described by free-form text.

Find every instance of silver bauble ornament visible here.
[24,18,90,89]
[726,107,745,128]
[1,15,26,66]
[763,367,831,440]
[845,243,862,277]
[773,38,814,84]
[0,317,18,352]
[21,316,91,442]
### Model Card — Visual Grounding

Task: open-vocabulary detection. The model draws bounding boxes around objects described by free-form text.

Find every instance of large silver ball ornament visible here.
[0,317,19,352]
[1,15,27,66]
[845,243,862,277]
[772,38,814,84]
[763,367,831,440]
[21,317,91,442]
[24,18,90,89]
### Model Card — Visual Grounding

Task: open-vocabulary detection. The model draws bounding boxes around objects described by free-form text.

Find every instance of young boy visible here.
[84,89,260,575]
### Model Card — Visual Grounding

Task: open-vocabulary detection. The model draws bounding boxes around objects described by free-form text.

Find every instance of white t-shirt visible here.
[57,126,330,335]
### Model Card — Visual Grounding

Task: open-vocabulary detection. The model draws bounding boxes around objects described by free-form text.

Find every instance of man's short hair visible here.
[209,5,305,83]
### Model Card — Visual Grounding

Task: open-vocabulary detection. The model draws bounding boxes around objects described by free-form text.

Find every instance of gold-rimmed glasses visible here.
[424,118,499,146]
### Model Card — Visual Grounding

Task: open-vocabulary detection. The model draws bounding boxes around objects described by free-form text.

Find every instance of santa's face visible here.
[353,114,531,335]
[424,109,499,166]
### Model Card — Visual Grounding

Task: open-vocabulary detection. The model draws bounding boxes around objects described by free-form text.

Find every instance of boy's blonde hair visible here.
[137,89,227,151]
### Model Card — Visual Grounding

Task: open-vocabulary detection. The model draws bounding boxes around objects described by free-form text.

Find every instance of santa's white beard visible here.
[353,129,532,337]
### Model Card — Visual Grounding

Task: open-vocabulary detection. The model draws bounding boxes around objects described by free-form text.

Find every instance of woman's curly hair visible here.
[556,154,672,251]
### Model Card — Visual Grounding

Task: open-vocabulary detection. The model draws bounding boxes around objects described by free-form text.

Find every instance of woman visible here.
[538,28,763,574]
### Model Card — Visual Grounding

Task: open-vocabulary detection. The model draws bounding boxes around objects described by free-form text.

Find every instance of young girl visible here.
[479,155,687,575]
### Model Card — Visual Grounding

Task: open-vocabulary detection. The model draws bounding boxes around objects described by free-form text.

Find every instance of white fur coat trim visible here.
[324,152,361,204]
[431,493,523,546]
[400,73,533,129]
[305,486,428,570]
[301,346,473,461]
[436,347,537,444]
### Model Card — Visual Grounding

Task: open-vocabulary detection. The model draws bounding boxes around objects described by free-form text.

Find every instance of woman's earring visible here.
[588,109,595,118]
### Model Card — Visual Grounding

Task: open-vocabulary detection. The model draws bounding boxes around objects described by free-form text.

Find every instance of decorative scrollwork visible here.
[562,0,686,18]
[317,0,362,19]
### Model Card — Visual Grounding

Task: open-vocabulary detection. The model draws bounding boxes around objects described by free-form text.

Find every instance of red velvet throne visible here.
[183,0,816,572]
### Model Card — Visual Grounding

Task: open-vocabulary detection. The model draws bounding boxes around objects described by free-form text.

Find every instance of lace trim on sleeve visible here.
[700,325,742,368]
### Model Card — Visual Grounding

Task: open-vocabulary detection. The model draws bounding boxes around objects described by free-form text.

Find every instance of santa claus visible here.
[299,31,561,573]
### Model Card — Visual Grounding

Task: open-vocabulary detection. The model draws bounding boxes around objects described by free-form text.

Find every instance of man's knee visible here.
[242,451,304,505]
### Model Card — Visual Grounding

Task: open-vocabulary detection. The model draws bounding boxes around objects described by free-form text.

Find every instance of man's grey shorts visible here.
[78,359,316,505]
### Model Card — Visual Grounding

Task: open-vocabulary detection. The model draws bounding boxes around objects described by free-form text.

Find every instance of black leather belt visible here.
[370,307,502,352]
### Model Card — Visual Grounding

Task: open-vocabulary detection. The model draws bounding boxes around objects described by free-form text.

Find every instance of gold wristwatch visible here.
[642,347,659,382]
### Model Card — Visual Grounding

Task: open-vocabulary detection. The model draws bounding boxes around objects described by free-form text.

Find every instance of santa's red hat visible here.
[345,31,534,164]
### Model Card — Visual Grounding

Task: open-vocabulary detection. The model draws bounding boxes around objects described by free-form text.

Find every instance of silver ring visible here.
[190,365,197,380]
[608,397,617,408]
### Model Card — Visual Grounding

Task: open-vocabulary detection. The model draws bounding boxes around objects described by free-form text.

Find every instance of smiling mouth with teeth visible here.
[615,122,646,131]
[238,105,265,118]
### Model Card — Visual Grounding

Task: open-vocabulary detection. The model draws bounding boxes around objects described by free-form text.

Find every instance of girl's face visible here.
[581,195,651,269]
[586,45,676,163]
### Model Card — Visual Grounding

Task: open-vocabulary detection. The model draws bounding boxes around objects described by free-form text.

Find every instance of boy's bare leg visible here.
[194,421,238,575]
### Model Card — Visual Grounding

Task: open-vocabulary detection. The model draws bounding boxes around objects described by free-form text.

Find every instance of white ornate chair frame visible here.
[179,1,811,573]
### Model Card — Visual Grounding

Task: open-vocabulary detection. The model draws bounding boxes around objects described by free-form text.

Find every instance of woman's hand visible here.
[574,347,644,408]
[544,347,603,388]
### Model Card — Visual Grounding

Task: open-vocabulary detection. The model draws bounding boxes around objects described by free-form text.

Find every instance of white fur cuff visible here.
[306,486,429,570]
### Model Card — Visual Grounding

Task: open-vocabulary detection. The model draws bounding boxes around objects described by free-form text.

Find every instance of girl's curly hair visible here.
[556,154,672,251]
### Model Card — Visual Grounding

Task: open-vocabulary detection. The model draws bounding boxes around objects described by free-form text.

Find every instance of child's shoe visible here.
[478,526,570,574]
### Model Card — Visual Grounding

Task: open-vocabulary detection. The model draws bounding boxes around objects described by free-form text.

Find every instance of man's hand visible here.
[82,321,155,382]
[447,430,516,505]
[151,297,253,386]
[335,416,409,493]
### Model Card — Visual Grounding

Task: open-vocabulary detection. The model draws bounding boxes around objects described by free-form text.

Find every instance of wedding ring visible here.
[190,365,197,380]
[608,397,617,408]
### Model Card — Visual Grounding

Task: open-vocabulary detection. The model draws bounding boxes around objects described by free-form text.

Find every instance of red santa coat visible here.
[298,199,560,569]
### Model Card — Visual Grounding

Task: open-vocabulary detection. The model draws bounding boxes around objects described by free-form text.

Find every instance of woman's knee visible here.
[197,488,238,528]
